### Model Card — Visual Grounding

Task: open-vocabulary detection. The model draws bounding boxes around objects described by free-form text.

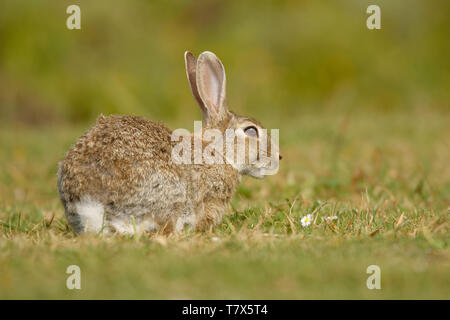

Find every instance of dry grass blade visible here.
[368,229,380,237]
[394,213,405,229]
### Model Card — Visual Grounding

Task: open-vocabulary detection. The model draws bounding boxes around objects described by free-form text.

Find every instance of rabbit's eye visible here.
[244,126,258,138]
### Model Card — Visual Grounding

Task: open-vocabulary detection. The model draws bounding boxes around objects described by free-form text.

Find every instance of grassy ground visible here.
[0,109,448,299]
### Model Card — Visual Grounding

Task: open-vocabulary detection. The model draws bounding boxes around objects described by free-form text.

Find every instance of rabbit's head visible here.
[185,51,281,179]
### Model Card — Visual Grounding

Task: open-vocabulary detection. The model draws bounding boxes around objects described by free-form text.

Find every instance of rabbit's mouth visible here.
[243,153,280,179]
[245,168,266,179]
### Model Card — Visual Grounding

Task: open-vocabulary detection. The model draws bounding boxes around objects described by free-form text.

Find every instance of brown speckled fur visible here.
[58,113,241,234]
[57,51,278,235]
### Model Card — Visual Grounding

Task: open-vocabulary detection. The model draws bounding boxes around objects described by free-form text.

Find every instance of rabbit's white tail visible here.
[74,196,105,233]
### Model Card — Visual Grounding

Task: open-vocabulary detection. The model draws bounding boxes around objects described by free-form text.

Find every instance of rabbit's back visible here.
[58,115,190,233]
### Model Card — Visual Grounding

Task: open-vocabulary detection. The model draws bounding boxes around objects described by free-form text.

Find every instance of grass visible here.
[0,109,449,299]
[1,0,449,300]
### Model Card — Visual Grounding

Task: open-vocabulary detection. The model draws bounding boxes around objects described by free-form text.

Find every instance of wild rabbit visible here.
[57,51,280,235]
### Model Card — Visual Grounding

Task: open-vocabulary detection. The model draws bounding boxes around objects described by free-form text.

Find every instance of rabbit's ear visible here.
[196,51,228,123]
[185,51,208,119]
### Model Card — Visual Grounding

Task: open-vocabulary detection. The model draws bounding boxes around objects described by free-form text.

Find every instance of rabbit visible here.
[57,51,281,235]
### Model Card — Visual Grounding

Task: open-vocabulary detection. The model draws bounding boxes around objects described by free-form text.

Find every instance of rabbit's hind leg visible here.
[106,211,160,235]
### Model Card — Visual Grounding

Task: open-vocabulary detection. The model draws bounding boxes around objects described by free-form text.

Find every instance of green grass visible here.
[0,0,449,299]
[0,110,448,299]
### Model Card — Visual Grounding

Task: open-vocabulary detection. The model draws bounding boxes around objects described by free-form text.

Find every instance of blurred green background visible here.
[1,0,449,128]
[0,1,449,300]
